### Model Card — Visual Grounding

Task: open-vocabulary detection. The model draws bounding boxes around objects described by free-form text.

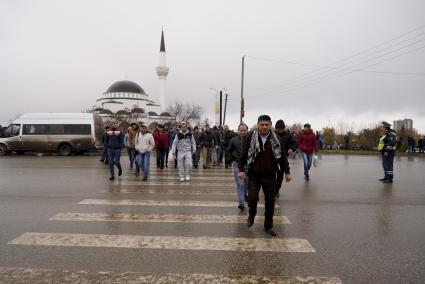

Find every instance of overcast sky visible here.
[1,0,425,133]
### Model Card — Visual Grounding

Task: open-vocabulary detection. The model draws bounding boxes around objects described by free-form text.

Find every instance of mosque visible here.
[91,30,173,125]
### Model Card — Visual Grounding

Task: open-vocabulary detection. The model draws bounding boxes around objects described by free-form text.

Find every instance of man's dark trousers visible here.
[247,173,276,229]
[275,169,284,193]
[382,151,395,180]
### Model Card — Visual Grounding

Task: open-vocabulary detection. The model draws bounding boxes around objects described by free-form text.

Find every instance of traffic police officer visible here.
[378,122,397,183]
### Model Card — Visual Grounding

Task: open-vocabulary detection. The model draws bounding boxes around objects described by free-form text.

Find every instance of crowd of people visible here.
[99,117,402,236]
[99,116,324,236]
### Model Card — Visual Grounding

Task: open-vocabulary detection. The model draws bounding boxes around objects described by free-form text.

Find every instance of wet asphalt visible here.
[0,153,424,283]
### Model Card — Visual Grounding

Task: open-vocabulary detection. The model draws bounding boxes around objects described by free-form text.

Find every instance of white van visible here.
[0,113,104,156]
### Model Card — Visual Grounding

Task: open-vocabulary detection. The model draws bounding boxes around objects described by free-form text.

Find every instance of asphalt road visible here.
[0,153,424,283]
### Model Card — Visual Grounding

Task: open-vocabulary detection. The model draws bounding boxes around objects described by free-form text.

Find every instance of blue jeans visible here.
[232,161,248,205]
[137,152,151,178]
[302,152,313,176]
[107,148,122,177]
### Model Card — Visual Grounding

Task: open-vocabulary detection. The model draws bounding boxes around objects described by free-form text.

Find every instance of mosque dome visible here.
[105,80,146,94]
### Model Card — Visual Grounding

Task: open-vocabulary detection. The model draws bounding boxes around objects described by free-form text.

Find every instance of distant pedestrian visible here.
[135,124,155,181]
[222,125,234,169]
[192,126,202,168]
[127,122,139,168]
[274,119,297,198]
[164,123,171,167]
[100,125,110,164]
[418,138,423,153]
[168,126,178,168]
[227,123,249,210]
[239,115,292,236]
[153,124,169,171]
[212,126,221,166]
[172,122,196,181]
[199,125,216,169]
[105,124,124,181]
[378,122,397,183]
[298,123,318,181]
[407,136,415,153]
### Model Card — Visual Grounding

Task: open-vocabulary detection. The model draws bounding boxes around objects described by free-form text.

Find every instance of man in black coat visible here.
[239,115,292,236]
[274,119,297,198]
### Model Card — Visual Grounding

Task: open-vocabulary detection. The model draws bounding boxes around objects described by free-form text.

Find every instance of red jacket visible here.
[298,130,318,154]
[153,131,169,150]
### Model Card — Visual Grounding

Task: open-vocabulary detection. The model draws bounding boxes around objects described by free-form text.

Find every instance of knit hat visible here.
[258,115,271,123]
[304,123,311,128]
[275,119,285,129]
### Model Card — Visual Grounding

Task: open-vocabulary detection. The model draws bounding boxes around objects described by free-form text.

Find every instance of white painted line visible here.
[50,213,291,224]
[78,199,277,208]
[9,233,315,252]
[112,182,235,187]
[120,176,234,180]
[0,267,342,283]
[104,188,235,195]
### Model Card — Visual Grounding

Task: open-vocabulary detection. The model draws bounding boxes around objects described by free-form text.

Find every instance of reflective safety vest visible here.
[378,135,386,151]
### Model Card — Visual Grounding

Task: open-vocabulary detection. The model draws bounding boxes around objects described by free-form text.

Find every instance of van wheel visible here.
[58,144,73,156]
[15,151,25,155]
[0,144,8,156]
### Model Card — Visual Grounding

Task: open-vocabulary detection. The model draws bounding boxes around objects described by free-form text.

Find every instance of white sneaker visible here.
[185,175,190,181]
[179,177,185,182]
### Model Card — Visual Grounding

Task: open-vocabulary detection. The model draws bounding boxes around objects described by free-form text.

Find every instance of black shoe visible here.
[246,217,254,227]
[109,176,114,181]
[203,165,206,169]
[194,165,198,169]
[265,228,277,236]
[99,159,104,162]
[275,191,280,198]
[379,178,386,181]
[118,166,122,176]
[238,204,244,211]
[382,179,393,184]
[305,175,310,181]
[142,176,148,181]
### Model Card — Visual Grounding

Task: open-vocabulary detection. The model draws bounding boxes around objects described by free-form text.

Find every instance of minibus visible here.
[0,113,104,156]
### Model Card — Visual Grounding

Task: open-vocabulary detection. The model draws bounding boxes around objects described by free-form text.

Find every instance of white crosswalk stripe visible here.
[0,267,343,284]
[78,199,277,208]
[111,182,234,186]
[49,212,291,224]
[104,188,235,195]
[10,232,315,253]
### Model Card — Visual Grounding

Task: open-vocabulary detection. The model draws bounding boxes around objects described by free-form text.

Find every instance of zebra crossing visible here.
[5,166,342,283]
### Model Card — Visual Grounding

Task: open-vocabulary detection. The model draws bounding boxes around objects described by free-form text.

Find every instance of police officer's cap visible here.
[382,121,391,129]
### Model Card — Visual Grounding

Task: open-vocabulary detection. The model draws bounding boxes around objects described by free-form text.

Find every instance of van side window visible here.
[23,125,48,135]
[64,125,91,135]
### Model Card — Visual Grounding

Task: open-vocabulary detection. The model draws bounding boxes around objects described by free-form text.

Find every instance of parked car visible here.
[0,113,104,156]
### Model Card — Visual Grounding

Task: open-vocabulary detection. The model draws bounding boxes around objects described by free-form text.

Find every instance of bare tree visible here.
[167,101,203,127]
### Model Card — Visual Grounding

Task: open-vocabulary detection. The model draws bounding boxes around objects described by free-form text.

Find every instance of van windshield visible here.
[3,124,20,137]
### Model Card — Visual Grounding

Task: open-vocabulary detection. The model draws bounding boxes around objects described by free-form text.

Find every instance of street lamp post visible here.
[240,56,245,124]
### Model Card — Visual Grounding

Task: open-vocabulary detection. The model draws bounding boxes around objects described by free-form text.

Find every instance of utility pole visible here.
[219,90,223,126]
[223,93,229,125]
[240,56,245,124]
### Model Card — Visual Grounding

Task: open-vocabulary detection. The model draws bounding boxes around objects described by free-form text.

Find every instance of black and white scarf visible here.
[247,130,281,168]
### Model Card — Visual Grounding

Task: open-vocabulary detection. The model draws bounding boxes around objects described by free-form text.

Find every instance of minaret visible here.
[156,29,169,113]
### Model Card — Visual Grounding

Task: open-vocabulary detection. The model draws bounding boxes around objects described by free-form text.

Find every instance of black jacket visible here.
[275,130,297,155]
[227,135,244,162]
[239,131,290,175]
